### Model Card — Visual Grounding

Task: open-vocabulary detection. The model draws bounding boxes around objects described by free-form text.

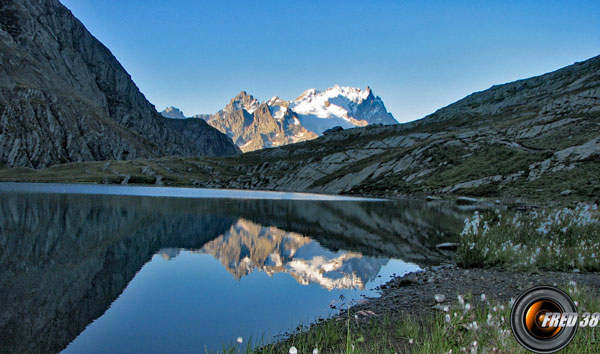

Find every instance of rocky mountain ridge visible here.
[205,91,318,152]
[0,0,240,168]
[177,86,397,152]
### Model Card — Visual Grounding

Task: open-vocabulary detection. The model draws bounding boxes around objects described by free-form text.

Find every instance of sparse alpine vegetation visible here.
[457,204,600,271]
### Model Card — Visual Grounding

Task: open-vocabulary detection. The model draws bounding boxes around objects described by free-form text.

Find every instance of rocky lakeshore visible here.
[358,264,600,322]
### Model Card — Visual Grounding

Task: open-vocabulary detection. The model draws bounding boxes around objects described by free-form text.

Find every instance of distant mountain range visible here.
[161,85,398,152]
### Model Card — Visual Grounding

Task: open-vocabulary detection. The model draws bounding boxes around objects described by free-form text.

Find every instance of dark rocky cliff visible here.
[0,0,239,168]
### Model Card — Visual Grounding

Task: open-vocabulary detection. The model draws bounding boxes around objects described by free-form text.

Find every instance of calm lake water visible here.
[0,183,466,353]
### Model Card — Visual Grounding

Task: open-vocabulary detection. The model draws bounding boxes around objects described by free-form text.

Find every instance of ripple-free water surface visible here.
[0,183,466,353]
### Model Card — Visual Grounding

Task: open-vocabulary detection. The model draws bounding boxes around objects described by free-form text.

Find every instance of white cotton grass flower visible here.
[470,341,478,354]
[480,293,486,302]
[289,346,298,354]
[236,337,243,344]
[464,303,471,312]
[487,313,494,326]
[313,349,319,354]
[445,314,451,323]
[409,338,414,344]
[467,321,478,331]
[458,295,465,306]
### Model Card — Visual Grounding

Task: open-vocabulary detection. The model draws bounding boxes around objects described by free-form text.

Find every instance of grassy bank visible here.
[220,282,599,354]
[457,204,600,271]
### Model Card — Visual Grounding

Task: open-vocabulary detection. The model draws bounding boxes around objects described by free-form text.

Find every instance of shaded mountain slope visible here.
[0,0,239,168]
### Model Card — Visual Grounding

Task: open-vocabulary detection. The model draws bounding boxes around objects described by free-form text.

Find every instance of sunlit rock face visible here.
[202,86,396,152]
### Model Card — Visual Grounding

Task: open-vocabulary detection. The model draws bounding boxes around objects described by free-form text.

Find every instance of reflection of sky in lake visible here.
[0,183,465,354]
[62,247,418,353]
[0,182,378,201]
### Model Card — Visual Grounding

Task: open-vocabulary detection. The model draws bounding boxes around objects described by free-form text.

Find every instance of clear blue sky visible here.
[60,0,600,123]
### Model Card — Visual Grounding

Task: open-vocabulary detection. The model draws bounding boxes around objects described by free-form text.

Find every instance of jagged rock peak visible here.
[160,106,186,119]
[225,91,260,113]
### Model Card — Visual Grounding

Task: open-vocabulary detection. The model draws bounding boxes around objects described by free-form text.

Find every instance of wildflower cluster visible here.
[436,293,513,353]
[458,204,600,271]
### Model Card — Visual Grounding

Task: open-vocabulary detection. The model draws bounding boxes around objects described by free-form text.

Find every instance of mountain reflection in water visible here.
[160,218,389,290]
[0,185,467,354]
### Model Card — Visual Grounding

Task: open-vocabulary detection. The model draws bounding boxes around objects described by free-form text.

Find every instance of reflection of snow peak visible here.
[286,253,365,290]
[193,218,387,290]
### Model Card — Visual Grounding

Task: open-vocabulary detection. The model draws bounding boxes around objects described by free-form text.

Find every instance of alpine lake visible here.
[0,183,468,353]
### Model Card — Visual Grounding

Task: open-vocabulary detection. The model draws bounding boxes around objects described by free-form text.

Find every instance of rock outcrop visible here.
[0,0,239,168]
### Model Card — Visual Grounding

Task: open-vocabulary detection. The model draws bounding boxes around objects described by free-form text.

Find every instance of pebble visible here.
[434,294,446,303]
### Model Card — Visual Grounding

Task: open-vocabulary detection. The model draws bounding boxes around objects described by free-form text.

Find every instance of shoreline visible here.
[257,264,600,353]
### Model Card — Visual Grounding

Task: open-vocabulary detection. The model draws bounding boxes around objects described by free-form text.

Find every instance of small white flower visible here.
[480,294,486,302]
[289,346,298,354]
[468,321,478,331]
[409,338,414,344]
[458,295,465,306]
[487,313,494,326]
[313,349,319,354]
[236,337,243,344]
[445,314,451,323]
[464,303,471,312]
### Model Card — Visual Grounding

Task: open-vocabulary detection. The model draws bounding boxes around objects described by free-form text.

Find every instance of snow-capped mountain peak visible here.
[289,85,395,134]
[186,85,396,151]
